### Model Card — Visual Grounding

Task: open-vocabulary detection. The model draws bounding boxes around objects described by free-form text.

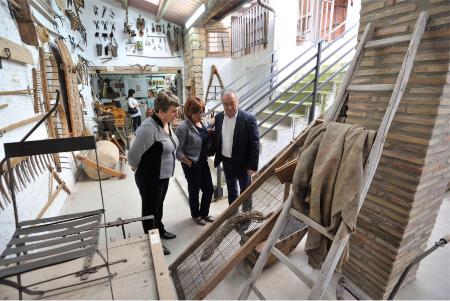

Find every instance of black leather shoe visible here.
[202,215,215,223]
[162,244,171,255]
[193,217,206,226]
[161,231,176,239]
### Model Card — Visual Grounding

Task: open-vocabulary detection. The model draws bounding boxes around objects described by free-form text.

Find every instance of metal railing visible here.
[231,3,270,58]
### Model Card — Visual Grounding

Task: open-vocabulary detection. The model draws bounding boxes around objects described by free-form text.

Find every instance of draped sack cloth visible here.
[292,122,376,270]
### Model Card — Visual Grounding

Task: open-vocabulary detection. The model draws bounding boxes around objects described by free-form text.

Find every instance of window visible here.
[231,3,270,58]
[206,30,231,57]
[297,0,348,44]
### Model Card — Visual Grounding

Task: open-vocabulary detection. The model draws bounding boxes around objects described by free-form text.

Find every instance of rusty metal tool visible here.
[19,161,31,184]
[25,158,36,181]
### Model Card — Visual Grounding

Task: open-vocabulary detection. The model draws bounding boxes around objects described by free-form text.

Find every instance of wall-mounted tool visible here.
[101,6,107,18]
[0,37,33,68]
[93,5,98,16]
[162,24,165,34]
[0,115,44,137]
[137,15,145,37]
[156,24,161,32]
[102,32,108,41]
[94,20,99,30]
[102,21,108,31]
[109,8,115,19]
[111,22,116,31]
[151,23,155,32]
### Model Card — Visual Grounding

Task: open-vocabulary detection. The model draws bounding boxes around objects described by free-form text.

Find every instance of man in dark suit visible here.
[214,89,260,211]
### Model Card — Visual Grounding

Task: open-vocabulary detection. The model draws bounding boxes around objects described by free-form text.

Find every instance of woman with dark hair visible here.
[128,92,180,255]
[175,97,215,226]
[127,89,141,132]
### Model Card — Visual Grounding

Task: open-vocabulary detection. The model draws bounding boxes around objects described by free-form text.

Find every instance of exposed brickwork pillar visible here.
[342,1,450,298]
[183,27,206,98]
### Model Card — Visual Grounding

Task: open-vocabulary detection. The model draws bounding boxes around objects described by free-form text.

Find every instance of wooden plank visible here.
[289,209,335,240]
[56,39,85,137]
[75,155,126,179]
[0,37,33,64]
[0,104,8,110]
[325,23,374,121]
[365,34,412,49]
[148,230,176,300]
[347,84,394,92]
[0,89,31,96]
[0,115,44,135]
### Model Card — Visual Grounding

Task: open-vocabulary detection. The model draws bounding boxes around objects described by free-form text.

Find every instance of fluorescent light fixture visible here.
[185,3,206,29]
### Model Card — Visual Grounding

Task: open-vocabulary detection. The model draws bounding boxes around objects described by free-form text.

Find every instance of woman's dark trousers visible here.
[182,157,214,218]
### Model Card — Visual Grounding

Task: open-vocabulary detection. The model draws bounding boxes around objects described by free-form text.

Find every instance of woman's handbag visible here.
[207,128,216,157]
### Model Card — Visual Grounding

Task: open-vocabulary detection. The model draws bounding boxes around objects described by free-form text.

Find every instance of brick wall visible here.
[342,0,450,298]
[183,27,207,98]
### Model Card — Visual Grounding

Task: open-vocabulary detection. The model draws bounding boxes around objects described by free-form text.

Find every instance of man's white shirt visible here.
[221,111,238,158]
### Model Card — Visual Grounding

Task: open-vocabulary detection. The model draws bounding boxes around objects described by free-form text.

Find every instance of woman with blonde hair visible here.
[175,97,215,226]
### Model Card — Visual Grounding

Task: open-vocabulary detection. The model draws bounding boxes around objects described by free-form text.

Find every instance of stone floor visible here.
[60,162,450,299]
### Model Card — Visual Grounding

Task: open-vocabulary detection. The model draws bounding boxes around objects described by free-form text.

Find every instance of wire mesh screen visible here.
[172,174,286,299]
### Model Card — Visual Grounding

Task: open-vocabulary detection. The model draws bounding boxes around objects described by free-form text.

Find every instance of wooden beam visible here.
[91,66,179,75]
[0,115,44,135]
[122,0,128,9]
[75,155,127,179]
[347,84,395,92]
[156,0,173,22]
[0,104,8,110]
[0,37,33,65]
[0,89,32,96]
[148,230,176,300]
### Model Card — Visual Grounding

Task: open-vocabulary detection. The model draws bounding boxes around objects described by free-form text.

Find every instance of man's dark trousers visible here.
[222,158,252,211]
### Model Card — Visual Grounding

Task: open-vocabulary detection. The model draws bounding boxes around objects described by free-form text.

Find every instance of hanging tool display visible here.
[137,15,145,37]
[65,9,81,31]
[166,26,174,55]
[0,89,32,96]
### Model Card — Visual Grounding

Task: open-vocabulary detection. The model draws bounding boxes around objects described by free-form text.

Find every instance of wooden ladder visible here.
[238,11,428,300]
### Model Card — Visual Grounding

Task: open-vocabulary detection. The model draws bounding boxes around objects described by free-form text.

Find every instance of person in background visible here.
[146,89,156,117]
[214,89,260,211]
[127,89,141,132]
[128,92,180,255]
[175,97,215,226]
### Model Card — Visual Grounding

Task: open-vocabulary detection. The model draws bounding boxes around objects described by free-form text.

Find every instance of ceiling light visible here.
[185,3,206,29]
[243,3,252,8]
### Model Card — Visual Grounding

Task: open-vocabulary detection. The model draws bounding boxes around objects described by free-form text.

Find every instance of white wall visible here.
[79,0,184,68]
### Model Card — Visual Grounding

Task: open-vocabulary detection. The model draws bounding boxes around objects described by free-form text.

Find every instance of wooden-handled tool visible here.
[0,114,44,136]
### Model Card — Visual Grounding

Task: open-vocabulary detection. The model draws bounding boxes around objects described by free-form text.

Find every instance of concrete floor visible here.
[61,163,450,300]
